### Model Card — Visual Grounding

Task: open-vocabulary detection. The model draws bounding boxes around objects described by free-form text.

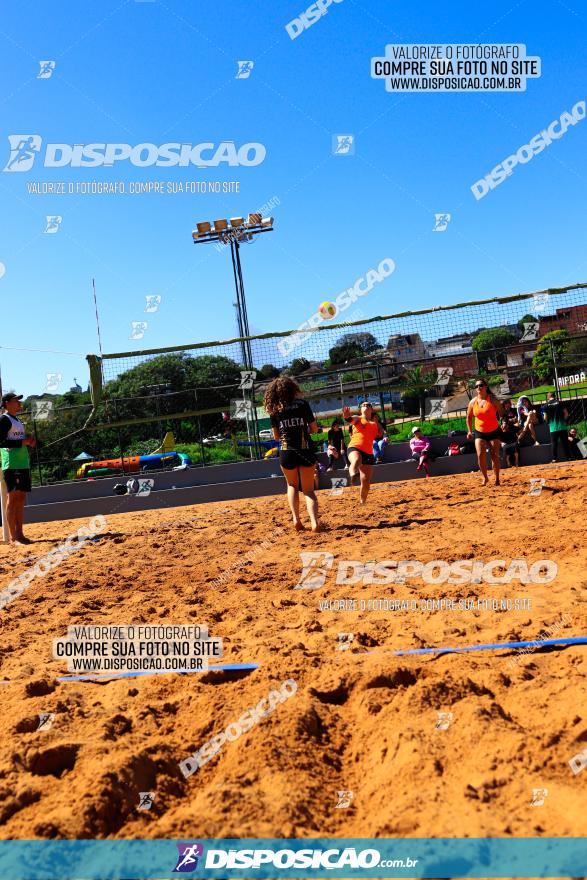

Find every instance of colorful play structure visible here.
[237,439,280,459]
[76,432,192,478]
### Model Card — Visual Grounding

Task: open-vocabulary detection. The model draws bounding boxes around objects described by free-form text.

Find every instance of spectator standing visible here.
[0,393,36,545]
[544,392,571,462]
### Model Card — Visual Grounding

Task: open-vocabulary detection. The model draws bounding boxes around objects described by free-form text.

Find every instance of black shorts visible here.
[280,449,316,470]
[348,448,376,466]
[4,469,32,493]
[474,428,503,442]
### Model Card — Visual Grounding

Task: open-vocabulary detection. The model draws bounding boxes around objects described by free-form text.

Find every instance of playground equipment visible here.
[76,432,191,478]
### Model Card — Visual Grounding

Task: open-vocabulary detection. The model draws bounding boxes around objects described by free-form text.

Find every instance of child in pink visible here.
[409,427,433,477]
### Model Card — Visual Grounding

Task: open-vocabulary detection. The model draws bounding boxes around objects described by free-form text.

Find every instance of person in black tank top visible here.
[264,377,322,533]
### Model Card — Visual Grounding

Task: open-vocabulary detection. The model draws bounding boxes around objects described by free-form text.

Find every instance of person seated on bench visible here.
[326,419,349,471]
[409,427,435,477]
[500,416,520,468]
[516,396,540,446]
[372,414,388,463]
[568,427,584,460]
[502,398,519,428]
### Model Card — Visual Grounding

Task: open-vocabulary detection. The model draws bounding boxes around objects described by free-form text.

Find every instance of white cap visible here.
[411,426,421,434]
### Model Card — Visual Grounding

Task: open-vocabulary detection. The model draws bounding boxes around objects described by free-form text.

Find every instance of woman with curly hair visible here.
[264,377,322,532]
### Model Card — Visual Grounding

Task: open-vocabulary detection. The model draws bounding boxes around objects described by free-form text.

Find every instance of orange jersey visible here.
[348,418,379,453]
[473,397,499,432]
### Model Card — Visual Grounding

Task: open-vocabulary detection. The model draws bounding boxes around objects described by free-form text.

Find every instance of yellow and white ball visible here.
[319,300,337,319]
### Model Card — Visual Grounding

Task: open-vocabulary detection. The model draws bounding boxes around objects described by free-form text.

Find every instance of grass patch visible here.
[522,381,587,399]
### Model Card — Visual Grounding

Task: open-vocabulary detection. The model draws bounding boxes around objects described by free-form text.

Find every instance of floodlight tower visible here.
[192,213,274,370]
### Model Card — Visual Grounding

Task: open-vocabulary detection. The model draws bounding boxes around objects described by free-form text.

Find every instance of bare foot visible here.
[311,522,324,533]
[495,479,500,486]
[10,539,27,546]
[481,477,488,486]
[293,521,306,532]
[16,535,32,544]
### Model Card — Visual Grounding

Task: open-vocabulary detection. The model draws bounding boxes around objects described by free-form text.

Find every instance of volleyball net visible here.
[91,282,587,399]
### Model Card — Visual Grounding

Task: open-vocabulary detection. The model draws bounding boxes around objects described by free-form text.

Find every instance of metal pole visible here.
[550,338,561,397]
[229,240,248,369]
[242,385,253,461]
[233,301,244,340]
[118,427,126,476]
[376,362,386,424]
[198,416,206,468]
[33,419,43,487]
[234,240,253,369]
[250,379,262,460]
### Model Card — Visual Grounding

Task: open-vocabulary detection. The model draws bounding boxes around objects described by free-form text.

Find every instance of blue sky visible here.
[1,0,586,396]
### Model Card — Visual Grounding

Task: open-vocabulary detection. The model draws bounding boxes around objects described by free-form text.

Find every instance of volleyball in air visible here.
[319,300,337,319]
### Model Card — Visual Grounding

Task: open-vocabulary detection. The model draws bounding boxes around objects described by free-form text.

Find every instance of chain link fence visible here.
[19,327,586,485]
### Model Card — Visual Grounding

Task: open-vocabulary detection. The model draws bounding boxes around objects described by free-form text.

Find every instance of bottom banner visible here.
[0,837,586,878]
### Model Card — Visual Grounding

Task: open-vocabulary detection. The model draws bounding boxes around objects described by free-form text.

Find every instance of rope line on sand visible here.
[355,636,587,657]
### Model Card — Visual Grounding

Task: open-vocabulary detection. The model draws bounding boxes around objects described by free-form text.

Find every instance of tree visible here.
[102,352,242,441]
[471,327,517,362]
[565,335,587,362]
[472,327,517,369]
[532,330,570,381]
[335,332,379,353]
[257,363,280,380]
[289,358,311,376]
[401,365,438,420]
[517,313,537,328]
[328,341,364,365]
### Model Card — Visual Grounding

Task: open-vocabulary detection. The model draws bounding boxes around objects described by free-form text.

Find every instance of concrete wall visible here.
[20,421,571,525]
[22,434,578,526]
[27,458,283,506]
[317,441,556,489]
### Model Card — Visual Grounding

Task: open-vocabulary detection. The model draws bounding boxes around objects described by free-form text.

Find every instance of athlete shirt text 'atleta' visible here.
[270,399,315,452]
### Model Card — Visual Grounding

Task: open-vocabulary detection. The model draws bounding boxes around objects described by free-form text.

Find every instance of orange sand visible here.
[0,462,585,843]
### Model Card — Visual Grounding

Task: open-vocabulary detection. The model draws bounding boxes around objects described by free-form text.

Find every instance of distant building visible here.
[386,333,427,362]
[538,304,587,335]
[426,332,475,359]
